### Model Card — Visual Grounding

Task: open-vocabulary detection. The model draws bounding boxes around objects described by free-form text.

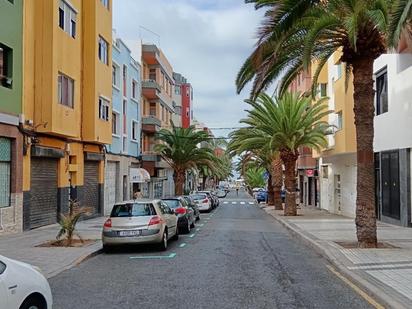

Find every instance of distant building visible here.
[104,36,142,215]
[172,72,193,128]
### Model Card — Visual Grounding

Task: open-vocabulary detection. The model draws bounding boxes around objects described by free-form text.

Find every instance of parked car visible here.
[181,195,201,221]
[190,193,212,212]
[162,197,195,234]
[0,255,53,309]
[102,200,178,251]
[197,191,218,208]
[256,190,268,203]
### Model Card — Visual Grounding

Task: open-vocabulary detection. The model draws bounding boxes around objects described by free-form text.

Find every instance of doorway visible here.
[334,175,341,213]
[381,151,400,220]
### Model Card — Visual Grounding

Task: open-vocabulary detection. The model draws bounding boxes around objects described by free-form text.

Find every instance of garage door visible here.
[83,161,100,216]
[30,158,58,229]
[104,161,117,215]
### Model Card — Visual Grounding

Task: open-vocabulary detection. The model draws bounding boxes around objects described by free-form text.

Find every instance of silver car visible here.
[102,199,178,251]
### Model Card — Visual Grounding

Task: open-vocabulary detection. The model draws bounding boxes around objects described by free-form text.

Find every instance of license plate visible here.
[118,230,140,237]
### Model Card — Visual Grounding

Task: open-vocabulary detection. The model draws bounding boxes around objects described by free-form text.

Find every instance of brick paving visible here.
[264,206,412,309]
[0,217,105,278]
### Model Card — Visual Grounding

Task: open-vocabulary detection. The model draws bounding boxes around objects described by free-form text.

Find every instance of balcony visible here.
[142,44,161,65]
[142,79,161,100]
[142,116,161,134]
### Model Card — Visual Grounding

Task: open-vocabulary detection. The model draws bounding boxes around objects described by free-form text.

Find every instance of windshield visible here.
[110,203,156,217]
[191,194,207,200]
[162,199,181,209]
[0,261,5,275]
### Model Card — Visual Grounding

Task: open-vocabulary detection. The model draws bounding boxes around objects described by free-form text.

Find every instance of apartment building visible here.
[373,40,412,227]
[172,72,194,129]
[140,44,175,198]
[22,0,112,229]
[289,68,320,207]
[103,36,143,215]
[0,0,23,235]
[315,52,358,218]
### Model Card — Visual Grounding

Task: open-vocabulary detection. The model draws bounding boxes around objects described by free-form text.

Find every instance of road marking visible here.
[249,202,254,205]
[199,223,204,227]
[240,202,245,205]
[223,201,229,204]
[129,253,177,260]
[179,243,187,248]
[326,265,384,309]
[196,228,201,232]
[232,202,236,204]
[189,233,196,238]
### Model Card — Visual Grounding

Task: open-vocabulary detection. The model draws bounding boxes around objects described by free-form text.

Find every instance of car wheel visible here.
[190,219,195,228]
[159,231,168,251]
[102,244,112,253]
[172,227,179,240]
[196,215,200,221]
[20,295,46,309]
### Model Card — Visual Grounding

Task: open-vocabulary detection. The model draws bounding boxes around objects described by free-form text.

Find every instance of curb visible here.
[46,243,103,279]
[264,208,408,309]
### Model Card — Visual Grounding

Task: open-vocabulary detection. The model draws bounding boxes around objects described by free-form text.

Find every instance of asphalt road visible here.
[50,190,372,309]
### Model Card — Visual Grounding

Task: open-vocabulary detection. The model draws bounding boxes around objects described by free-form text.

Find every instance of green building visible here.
[0,0,23,235]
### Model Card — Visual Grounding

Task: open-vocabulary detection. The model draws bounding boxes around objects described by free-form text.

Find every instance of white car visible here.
[191,193,212,212]
[0,255,53,309]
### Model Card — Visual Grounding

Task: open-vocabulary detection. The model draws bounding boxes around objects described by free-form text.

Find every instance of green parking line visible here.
[196,228,201,232]
[189,233,196,238]
[129,253,176,259]
[179,243,187,248]
[199,223,205,227]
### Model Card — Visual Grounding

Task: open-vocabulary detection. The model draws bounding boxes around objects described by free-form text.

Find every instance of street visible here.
[50,190,372,309]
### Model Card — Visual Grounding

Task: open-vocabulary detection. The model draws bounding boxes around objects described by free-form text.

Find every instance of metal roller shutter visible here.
[83,161,100,216]
[30,158,58,229]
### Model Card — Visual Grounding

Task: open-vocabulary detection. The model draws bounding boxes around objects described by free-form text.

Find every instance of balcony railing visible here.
[142,79,161,92]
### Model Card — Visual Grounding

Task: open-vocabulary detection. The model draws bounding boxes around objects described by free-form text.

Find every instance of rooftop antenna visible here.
[139,25,161,47]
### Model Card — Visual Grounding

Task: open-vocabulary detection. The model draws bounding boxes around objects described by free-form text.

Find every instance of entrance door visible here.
[334,175,341,213]
[29,158,58,229]
[308,177,313,206]
[104,162,118,215]
[381,151,400,219]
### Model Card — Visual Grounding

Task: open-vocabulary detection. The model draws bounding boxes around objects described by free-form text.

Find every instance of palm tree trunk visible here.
[272,157,283,210]
[281,150,298,216]
[267,173,274,205]
[352,59,377,248]
[174,170,186,195]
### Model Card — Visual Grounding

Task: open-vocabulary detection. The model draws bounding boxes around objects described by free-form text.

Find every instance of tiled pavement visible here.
[263,206,412,308]
[0,217,105,278]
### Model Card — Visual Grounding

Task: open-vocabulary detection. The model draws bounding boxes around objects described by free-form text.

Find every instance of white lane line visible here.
[249,202,254,205]
[240,202,245,205]
[223,201,229,204]
[232,202,236,204]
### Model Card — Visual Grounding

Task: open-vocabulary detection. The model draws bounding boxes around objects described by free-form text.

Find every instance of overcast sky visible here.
[113,0,262,137]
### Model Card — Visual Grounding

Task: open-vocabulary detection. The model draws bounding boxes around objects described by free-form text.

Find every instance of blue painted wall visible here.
[108,38,141,157]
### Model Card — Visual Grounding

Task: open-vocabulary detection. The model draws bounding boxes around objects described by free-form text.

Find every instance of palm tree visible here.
[228,129,283,209]
[154,124,217,195]
[237,0,412,247]
[241,92,331,216]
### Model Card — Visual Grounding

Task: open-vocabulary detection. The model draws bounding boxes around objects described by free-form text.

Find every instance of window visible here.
[0,138,11,208]
[58,73,74,108]
[59,0,76,38]
[132,121,138,141]
[336,63,343,79]
[336,111,343,131]
[98,97,110,121]
[175,85,181,95]
[122,65,127,96]
[149,103,156,116]
[100,0,109,9]
[149,69,156,81]
[322,166,328,179]
[320,83,327,97]
[186,87,190,97]
[132,80,138,99]
[376,69,388,115]
[112,112,119,135]
[0,44,13,89]
[112,65,119,87]
[98,36,108,65]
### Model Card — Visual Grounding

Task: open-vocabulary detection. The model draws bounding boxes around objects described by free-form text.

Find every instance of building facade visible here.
[373,49,412,227]
[0,0,23,235]
[315,52,358,218]
[22,0,112,230]
[103,36,142,215]
[141,44,175,198]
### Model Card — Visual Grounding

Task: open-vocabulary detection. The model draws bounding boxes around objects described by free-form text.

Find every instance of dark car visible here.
[181,195,200,221]
[256,191,268,203]
[162,197,195,234]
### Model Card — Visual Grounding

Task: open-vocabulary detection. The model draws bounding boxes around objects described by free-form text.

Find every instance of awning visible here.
[130,168,151,183]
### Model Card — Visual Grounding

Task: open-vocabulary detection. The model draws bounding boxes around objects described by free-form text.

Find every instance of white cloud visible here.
[113,0,262,136]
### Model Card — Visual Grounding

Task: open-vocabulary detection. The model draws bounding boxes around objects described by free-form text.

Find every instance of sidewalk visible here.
[263,206,412,308]
[0,217,105,278]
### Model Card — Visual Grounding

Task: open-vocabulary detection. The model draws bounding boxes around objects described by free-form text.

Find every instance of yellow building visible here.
[313,51,357,218]
[140,44,176,198]
[22,0,112,229]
